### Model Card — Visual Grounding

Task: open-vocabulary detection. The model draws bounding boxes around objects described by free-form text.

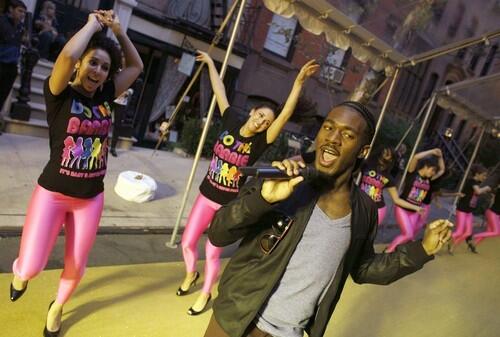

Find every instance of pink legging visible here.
[12,184,103,304]
[377,206,387,225]
[452,210,474,245]
[386,206,421,252]
[415,204,431,233]
[181,193,222,294]
[473,209,500,245]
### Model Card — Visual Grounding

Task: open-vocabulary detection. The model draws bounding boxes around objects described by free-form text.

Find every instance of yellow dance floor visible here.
[1,240,499,337]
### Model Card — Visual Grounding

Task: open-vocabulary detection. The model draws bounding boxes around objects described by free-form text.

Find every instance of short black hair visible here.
[337,101,375,145]
[330,101,375,173]
[252,101,280,118]
[368,146,395,171]
[417,156,439,170]
[83,32,122,80]
[8,0,27,10]
[470,164,487,177]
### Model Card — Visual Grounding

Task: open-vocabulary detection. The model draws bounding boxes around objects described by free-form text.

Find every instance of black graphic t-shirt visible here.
[400,171,431,211]
[199,107,269,205]
[457,179,480,213]
[359,164,395,208]
[38,78,115,198]
[422,175,445,205]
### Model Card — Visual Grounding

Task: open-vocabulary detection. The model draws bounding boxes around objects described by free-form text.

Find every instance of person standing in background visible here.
[0,0,27,134]
[34,1,66,61]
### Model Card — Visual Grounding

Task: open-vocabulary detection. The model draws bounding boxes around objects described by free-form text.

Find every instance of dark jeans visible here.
[37,31,66,60]
[0,62,18,111]
[111,103,125,150]
[204,314,274,337]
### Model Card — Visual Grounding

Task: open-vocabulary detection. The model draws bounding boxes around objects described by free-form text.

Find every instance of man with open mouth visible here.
[203,101,453,337]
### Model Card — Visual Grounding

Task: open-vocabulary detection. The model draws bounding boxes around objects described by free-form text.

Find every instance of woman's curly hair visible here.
[83,32,122,79]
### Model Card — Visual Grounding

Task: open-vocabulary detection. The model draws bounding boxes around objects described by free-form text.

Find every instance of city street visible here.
[1,134,499,337]
[0,234,498,337]
[0,0,499,335]
[0,133,210,232]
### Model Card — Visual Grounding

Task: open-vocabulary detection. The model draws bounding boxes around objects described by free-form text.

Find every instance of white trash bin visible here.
[114,171,157,203]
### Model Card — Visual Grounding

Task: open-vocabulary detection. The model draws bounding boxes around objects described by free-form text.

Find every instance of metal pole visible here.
[448,124,487,219]
[395,98,430,150]
[398,93,437,192]
[402,30,500,68]
[166,0,248,248]
[366,67,400,157]
[356,67,400,185]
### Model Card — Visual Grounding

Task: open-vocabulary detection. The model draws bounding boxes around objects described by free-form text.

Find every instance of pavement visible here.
[1,133,499,337]
[0,239,499,337]
[0,132,484,238]
[1,131,489,243]
[0,133,211,233]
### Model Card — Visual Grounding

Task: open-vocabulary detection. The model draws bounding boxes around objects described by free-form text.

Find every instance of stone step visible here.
[27,102,47,120]
[13,72,48,90]
[34,59,54,77]
[4,116,49,138]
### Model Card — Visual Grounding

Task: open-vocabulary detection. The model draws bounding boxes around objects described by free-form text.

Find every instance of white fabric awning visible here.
[263,0,406,74]
[436,72,500,124]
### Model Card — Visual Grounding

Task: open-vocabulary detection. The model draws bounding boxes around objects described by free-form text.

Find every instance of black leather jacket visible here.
[209,179,434,337]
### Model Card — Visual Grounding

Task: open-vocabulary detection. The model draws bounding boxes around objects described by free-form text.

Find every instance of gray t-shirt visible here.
[256,206,351,337]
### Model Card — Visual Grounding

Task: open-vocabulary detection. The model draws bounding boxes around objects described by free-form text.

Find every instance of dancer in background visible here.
[450,164,491,254]
[168,50,318,316]
[386,148,445,252]
[359,146,424,225]
[9,10,142,336]
[472,182,500,247]
[0,0,26,125]
[414,171,464,234]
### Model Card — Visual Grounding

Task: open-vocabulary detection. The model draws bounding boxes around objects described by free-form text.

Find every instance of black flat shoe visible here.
[467,242,478,254]
[176,271,200,296]
[110,148,118,157]
[187,294,212,316]
[10,282,27,302]
[43,301,61,337]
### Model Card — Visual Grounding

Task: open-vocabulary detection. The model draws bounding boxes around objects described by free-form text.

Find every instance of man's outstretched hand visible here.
[422,219,454,255]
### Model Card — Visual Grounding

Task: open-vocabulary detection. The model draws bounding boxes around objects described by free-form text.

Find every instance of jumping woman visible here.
[168,50,318,315]
[9,10,142,336]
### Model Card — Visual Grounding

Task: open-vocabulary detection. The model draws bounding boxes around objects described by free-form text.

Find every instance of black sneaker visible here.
[110,148,117,157]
